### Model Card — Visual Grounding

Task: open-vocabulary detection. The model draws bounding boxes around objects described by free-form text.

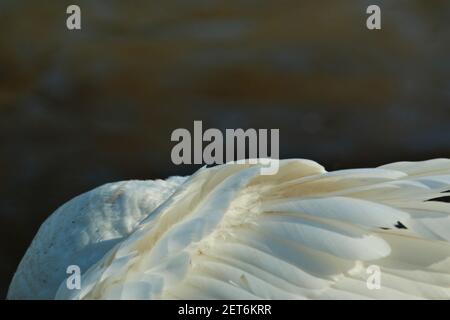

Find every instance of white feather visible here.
[8,159,450,300]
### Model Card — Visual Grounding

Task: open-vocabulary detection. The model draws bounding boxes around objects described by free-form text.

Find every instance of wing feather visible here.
[14,159,450,300]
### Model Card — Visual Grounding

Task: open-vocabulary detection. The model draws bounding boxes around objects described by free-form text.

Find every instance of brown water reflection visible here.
[0,0,449,298]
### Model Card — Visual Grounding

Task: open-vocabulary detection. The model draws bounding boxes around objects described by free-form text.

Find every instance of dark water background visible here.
[1,0,449,298]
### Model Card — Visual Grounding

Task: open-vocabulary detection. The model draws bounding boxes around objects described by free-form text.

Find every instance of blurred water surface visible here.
[0,0,449,298]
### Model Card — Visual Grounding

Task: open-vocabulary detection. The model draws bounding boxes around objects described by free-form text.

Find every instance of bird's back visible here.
[9,159,450,299]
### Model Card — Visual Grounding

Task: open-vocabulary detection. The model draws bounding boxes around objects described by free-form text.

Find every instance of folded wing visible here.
[56,159,450,300]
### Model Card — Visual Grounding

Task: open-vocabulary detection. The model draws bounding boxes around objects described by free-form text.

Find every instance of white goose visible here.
[8,159,450,299]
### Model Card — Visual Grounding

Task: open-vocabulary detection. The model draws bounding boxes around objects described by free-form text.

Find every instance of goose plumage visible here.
[8,158,450,299]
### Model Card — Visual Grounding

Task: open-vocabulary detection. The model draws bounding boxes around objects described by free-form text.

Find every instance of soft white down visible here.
[8,158,450,299]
